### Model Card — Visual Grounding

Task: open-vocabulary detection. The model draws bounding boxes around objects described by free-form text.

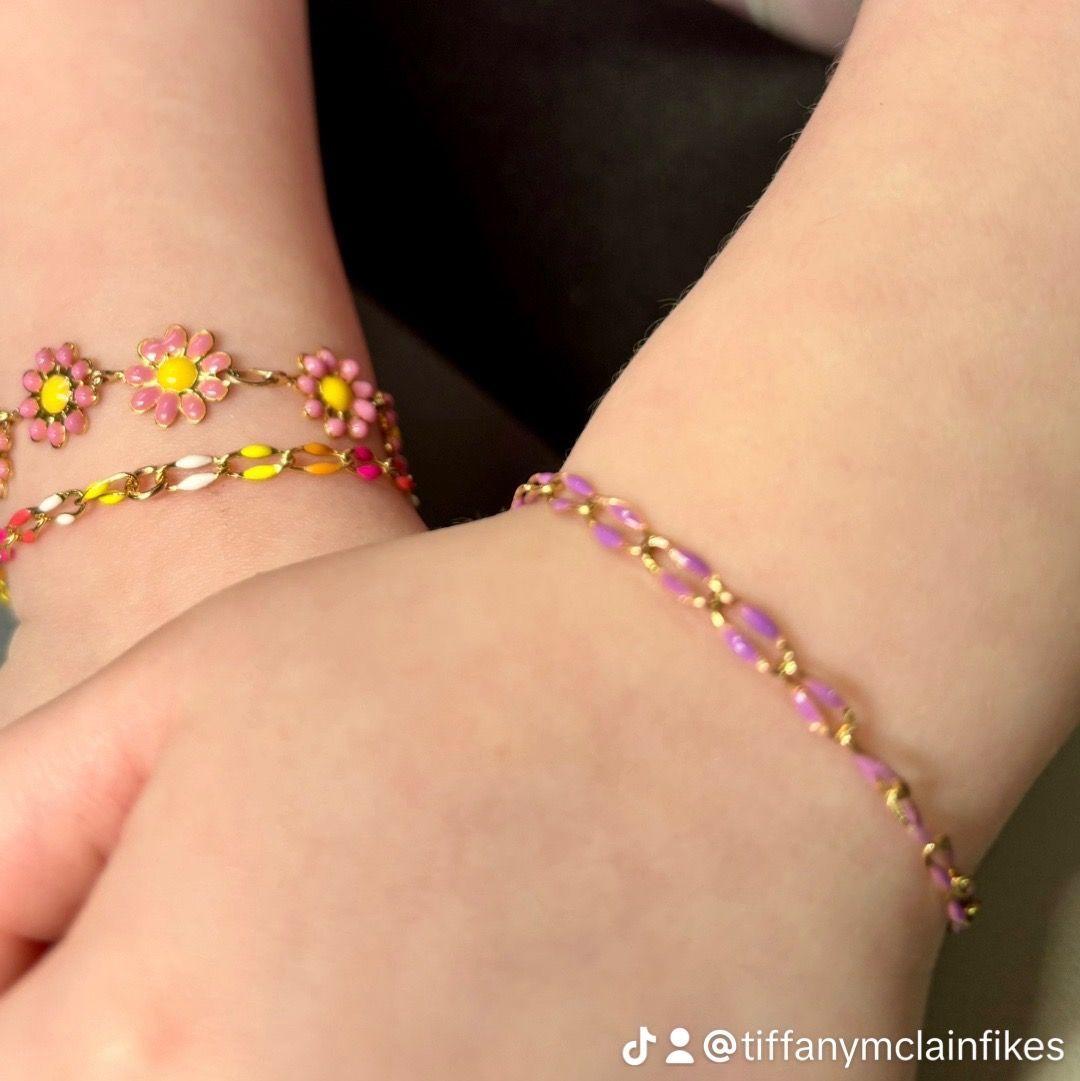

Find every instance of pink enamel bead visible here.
[131,386,160,412]
[64,410,88,435]
[339,358,361,381]
[47,420,65,447]
[54,344,74,367]
[201,379,228,402]
[28,418,47,442]
[125,364,155,385]
[181,394,207,422]
[18,400,38,419]
[73,385,95,408]
[22,371,42,393]
[355,463,382,480]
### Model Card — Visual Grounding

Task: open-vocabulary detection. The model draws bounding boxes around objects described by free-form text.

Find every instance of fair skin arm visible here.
[0,0,423,719]
[0,0,1078,1076]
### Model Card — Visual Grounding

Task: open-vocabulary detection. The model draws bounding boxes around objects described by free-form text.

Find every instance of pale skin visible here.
[0,0,1078,1077]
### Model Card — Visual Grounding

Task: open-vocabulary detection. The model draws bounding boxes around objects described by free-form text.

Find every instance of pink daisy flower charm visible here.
[17,343,99,448]
[126,325,233,428]
[295,348,377,441]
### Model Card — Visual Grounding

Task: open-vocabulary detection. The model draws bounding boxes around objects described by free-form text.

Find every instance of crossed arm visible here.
[0,0,1077,1076]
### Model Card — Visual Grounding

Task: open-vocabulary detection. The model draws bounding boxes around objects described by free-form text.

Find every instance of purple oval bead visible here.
[534,471,555,484]
[929,863,953,891]
[591,523,623,550]
[670,547,711,579]
[549,498,572,512]
[897,796,924,832]
[562,473,594,497]
[723,628,761,664]
[854,754,897,788]
[610,504,646,530]
[804,677,847,710]
[659,572,695,599]
[947,900,970,929]
[790,687,824,725]
[739,603,780,640]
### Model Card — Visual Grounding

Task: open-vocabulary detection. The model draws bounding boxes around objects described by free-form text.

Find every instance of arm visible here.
[0,0,422,717]
[0,0,1077,1074]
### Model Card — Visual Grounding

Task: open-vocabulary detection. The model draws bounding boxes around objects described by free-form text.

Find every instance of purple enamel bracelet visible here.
[512,470,979,933]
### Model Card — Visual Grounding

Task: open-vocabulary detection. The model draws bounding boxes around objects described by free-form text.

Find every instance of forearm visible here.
[0,1,422,714]
[570,0,1080,871]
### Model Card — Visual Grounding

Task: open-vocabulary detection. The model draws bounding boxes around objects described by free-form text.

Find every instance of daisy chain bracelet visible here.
[512,470,980,933]
[0,324,412,496]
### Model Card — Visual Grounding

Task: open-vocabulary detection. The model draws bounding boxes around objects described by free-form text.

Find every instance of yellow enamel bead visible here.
[303,461,343,475]
[98,491,126,506]
[242,464,283,481]
[156,356,199,392]
[240,444,275,459]
[84,479,111,501]
[319,374,353,414]
[40,373,73,416]
[303,443,334,456]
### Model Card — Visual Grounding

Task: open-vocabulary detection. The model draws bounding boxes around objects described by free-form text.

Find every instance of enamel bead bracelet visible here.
[0,441,407,607]
[0,325,411,497]
[512,470,980,933]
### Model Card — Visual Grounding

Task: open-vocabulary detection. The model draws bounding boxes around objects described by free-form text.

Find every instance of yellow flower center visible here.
[40,373,73,415]
[319,374,353,414]
[157,355,199,392]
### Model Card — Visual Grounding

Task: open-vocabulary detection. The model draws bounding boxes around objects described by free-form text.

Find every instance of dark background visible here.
[310,0,830,522]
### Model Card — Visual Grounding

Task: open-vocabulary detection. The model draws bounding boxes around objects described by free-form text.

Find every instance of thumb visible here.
[0,662,171,991]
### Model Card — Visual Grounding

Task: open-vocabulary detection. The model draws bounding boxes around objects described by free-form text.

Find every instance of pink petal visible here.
[70,360,90,381]
[64,409,88,435]
[187,331,213,360]
[21,371,42,393]
[28,418,47,442]
[316,347,336,365]
[302,355,327,378]
[54,344,74,368]
[161,324,187,354]
[138,337,165,362]
[17,399,38,419]
[353,380,374,399]
[125,364,155,385]
[353,398,377,423]
[155,391,180,428]
[131,385,162,413]
[34,348,54,372]
[200,378,228,402]
[348,418,369,440]
[203,351,231,374]
[73,385,96,408]
[325,416,346,439]
[47,420,66,448]
[296,375,317,395]
[339,358,360,382]
[304,399,325,419]
[180,392,206,423]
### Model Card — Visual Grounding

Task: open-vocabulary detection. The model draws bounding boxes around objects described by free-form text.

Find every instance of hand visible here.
[0,511,938,1079]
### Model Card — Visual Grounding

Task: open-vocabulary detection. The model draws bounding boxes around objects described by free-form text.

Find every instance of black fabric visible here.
[311,0,830,452]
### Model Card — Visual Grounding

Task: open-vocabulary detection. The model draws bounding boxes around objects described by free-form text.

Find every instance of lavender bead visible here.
[670,547,711,579]
[854,754,897,788]
[592,523,623,550]
[804,677,847,710]
[790,687,824,726]
[739,603,780,640]
[660,572,695,599]
[723,628,761,664]
[562,473,594,497]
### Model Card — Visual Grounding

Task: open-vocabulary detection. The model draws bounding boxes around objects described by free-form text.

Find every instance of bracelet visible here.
[512,471,980,933]
[0,441,407,607]
[0,324,412,496]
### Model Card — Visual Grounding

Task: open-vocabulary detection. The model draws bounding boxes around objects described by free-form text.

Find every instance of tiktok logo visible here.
[622,1026,657,1066]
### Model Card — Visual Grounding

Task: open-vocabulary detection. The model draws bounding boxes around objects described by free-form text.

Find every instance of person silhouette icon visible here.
[665,1027,695,1065]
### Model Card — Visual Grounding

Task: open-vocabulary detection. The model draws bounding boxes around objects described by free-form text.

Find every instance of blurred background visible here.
[311,2,1080,1075]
